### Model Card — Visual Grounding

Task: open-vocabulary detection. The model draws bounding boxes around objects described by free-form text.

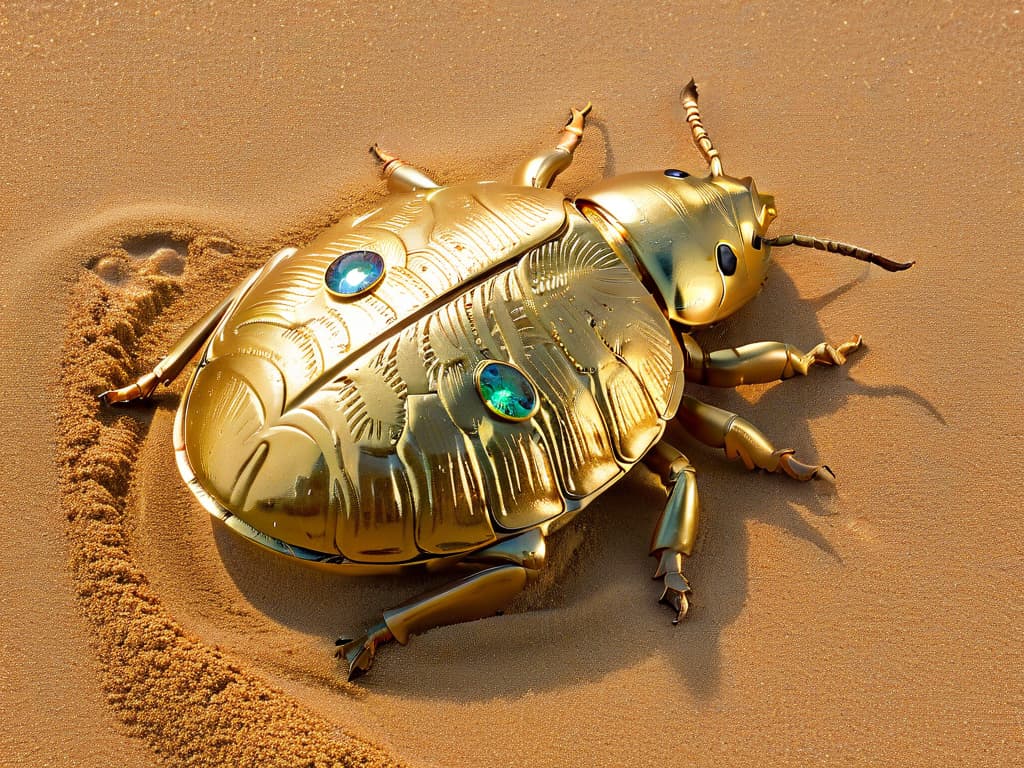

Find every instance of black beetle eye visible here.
[664,169,689,178]
[716,243,738,276]
[752,233,762,250]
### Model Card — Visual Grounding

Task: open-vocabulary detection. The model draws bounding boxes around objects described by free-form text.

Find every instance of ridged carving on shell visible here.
[183,189,682,563]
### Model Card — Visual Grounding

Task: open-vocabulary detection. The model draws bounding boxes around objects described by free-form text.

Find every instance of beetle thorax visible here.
[576,170,776,327]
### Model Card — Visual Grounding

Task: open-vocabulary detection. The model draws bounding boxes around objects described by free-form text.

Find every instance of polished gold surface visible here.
[682,332,865,387]
[101,81,911,678]
[338,528,547,678]
[513,103,592,189]
[677,395,834,481]
[576,170,776,327]
[182,181,567,560]
[370,143,440,193]
[179,187,678,564]
[644,440,699,623]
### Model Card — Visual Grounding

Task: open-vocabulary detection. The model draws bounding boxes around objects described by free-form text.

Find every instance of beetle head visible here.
[577,169,776,327]
[576,80,911,328]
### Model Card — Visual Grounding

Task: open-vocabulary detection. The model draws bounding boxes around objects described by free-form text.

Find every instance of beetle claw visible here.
[659,570,692,624]
[334,621,393,681]
[337,638,376,681]
[96,372,159,406]
[673,594,689,625]
[777,451,835,483]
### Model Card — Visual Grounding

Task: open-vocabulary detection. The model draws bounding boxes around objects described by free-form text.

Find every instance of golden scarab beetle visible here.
[100,81,912,679]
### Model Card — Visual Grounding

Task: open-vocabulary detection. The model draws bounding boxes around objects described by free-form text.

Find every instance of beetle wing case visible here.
[176,182,682,567]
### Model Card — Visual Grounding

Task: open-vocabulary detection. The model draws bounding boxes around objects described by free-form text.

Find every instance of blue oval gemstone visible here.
[324,250,385,297]
[476,361,538,421]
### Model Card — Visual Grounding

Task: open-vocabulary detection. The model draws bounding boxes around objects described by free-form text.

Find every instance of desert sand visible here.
[1,2,1021,766]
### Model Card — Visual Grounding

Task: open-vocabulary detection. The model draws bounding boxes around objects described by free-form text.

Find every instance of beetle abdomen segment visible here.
[517,210,678,465]
[514,337,619,497]
[473,426,564,530]
[417,281,565,530]
[184,356,339,552]
[399,394,497,554]
[343,451,416,559]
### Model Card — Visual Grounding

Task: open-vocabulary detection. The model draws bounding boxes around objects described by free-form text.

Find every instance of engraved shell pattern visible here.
[177,181,683,565]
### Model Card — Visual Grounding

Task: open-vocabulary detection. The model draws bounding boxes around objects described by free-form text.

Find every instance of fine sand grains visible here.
[56,220,403,768]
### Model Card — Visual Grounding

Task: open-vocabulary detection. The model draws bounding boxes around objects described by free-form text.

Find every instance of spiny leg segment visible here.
[680,332,864,388]
[678,395,833,481]
[372,101,592,192]
[337,528,546,680]
[97,259,278,405]
[644,441,701,623]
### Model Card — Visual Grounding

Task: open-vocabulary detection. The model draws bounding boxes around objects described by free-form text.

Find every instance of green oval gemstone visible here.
[476,361,538,421]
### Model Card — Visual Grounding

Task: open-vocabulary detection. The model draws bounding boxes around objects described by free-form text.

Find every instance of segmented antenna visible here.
[680,79,723,177]
[765,234,915,272]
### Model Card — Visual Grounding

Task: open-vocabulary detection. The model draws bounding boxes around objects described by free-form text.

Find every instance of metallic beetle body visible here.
[102,82,911,677]
[176,183,683,569]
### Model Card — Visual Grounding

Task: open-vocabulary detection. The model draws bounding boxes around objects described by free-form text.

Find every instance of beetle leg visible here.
[677,395,834,481]
[681,332,863,388]
[336,563,537,680]
[644,441,699,623]
[512,102,592,189]
[98,258,277,405]
[370,143,440,192]
[335,530,546,680]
